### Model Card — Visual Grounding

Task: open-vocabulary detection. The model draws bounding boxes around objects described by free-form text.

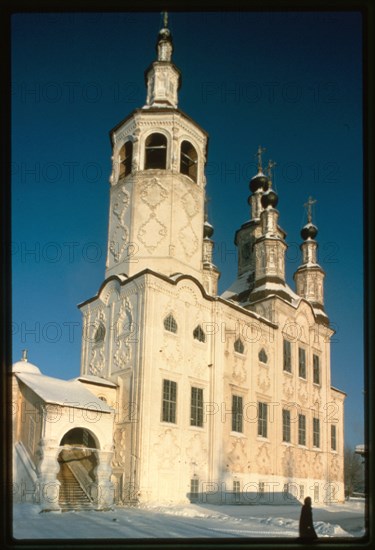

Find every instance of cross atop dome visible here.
[304,195,317,224]
[255,145,266,173]
[162,11,168,28]
[266,159,277,186]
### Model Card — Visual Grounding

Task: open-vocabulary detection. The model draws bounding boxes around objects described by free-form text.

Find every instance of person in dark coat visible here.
[299,496,318,541]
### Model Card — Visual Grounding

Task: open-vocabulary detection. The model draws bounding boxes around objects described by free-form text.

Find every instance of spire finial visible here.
[304,195,317,224]
[255,145,266,172]
[162,11,169,28]
[21,349,28,362]
[266,160,277,187]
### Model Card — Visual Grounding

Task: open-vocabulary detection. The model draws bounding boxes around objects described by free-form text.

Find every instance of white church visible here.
[12,16,345,511]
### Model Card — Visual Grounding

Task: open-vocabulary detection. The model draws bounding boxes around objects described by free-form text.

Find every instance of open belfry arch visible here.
[13,13,345,510]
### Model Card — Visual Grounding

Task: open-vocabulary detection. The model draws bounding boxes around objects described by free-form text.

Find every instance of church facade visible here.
[12,18,345,510]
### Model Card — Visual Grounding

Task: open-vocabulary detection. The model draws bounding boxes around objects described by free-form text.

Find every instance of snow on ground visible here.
[12,499,366,540]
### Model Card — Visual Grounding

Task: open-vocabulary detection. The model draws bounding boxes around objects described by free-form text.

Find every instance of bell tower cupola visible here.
[105,13,210,288]
[144,12,181,109]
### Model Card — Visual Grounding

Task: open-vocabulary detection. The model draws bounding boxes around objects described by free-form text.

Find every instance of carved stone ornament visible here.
[181,191,199,218]
[112,427,127,467]
[186,434,208,468]
[109,224,129,263]
[178,223,199,258]
[256,443,271,474]
[138,213,167,253]
[257,367,271,393]
[154,429,181,469]
[113,186,130,222]
[232,359,247,385]
[140,177,168,210]
[227,438,248,473]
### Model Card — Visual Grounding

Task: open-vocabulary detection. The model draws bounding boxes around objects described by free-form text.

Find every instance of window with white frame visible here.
[162,379,177,423]
[283,339,292,372]
[193,325,205,343]
[191,387,203,427]
[232,395,243,433]
[331,424,337,451]
[313,417,320,448]
[298,347,306,379]
[258,402,268,437]
[190,478,199,499]
[234,338,244,354]
[313,354,320,384]
[164,314,177,334]
[298,414,306,446]
[282,409,291,442]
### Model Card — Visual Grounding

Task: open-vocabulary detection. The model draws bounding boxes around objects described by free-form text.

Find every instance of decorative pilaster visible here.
[201,205,220,295]
[36,439,61,512]
[93,448,115,510]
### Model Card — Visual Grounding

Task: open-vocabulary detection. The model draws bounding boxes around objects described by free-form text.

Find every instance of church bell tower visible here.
[105,14,217,291]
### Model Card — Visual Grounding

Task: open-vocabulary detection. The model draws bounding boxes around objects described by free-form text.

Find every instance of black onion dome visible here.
[203,221,214,239]
[249,172,268,193]
[261,187,278,208]
[301,222,318,241]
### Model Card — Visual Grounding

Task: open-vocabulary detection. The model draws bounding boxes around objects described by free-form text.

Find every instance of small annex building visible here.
[12,352,117,511]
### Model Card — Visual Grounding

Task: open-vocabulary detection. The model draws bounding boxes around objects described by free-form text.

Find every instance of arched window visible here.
[119,140,133,178]
[145,133,167,169]
[234,338,244,354]
[94,323,106,344]
[259,348,268,363]
[180,140,198,182]
[164,314,177,334]
[193,325,206,343]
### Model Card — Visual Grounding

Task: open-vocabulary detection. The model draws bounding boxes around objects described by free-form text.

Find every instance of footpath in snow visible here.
[12,499,366,540]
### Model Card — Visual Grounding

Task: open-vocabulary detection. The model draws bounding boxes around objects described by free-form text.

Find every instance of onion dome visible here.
[158,27,173,43]
[301,196,318,240]
[203,220,214,239]
[301,222,318,241]
[12,350,41,374]
[249,171,268,193]
[261,184,279,208]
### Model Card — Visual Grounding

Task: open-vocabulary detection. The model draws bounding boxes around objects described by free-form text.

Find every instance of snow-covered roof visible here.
[251,281,301,306]
[73,374,117,388]
[222,276,301,308]
[12,360,41,375]
[221,271,252,300]
[16,372,113,413]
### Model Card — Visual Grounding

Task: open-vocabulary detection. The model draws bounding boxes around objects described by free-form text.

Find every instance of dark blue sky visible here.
[11,11,363,447]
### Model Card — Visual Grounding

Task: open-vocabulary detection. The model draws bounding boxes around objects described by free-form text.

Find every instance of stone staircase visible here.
[57,461,94,511]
